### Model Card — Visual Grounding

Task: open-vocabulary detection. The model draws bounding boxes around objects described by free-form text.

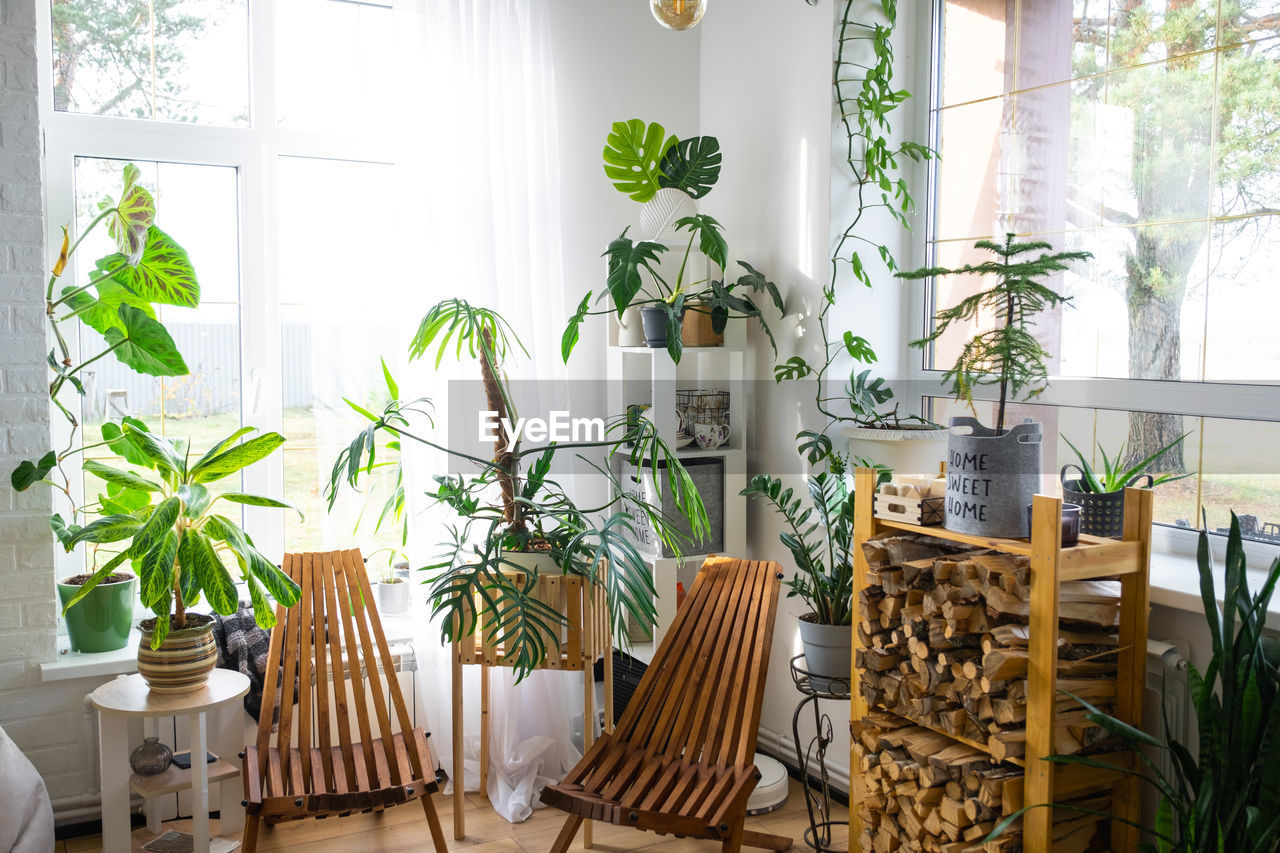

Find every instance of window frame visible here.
[905,0,1280,565]
[35,0,398,580]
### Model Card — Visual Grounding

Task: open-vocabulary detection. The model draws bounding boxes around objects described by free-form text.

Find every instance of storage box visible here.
[621,456,724,558]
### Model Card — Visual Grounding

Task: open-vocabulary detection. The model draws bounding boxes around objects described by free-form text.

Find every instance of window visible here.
[39,0,410,573]
[923,0,1280,548]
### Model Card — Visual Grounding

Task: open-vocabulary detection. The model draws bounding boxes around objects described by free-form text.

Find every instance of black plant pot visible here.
[1061,466,1152,539]
[640,306,668,347]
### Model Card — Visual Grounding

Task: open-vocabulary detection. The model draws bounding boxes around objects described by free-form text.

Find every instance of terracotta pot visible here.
[680,308,724,347]
[137,614,217,694]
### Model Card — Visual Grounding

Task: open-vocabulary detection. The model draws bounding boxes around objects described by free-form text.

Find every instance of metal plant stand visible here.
[790,654,851,852]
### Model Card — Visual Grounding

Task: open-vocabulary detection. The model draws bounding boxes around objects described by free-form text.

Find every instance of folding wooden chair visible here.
[540,555,791,852]
[240,549,447,852]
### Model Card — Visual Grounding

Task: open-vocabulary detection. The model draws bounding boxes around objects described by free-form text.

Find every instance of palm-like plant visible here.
[900,234,1092,435]
[328,299,710,679]
[55,420,302,646]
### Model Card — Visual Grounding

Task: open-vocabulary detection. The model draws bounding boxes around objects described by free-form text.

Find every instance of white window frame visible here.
[35,0,397,580]
[902,0,1280,566]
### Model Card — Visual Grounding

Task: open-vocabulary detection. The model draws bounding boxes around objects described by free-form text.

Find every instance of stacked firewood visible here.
[852,713,1110,853]
[852,533,1124,851]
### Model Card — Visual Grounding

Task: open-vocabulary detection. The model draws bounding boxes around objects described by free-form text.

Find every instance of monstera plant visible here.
[561,119,785,363]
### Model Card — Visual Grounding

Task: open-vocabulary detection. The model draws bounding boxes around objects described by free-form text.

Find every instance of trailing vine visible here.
[775,0,934,464]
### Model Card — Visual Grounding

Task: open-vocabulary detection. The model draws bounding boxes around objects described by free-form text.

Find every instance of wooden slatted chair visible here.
[540,555,791,852]
[241,549,448,852]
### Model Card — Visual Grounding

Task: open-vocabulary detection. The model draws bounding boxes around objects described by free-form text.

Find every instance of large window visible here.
[40,0,411,572]
[924,0,1280,548]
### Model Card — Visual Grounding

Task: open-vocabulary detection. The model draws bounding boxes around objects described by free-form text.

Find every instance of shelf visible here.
[130,817,240,852]
[129,751,239,798]
[874,517,1118,558]
[611,344,746,354]
[675,446,746,459]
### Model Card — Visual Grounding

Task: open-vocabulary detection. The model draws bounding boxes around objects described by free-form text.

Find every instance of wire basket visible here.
[675,389,729,437]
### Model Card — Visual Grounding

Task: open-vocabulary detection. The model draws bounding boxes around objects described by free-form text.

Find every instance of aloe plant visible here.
[55,420,302,647]
[1063,433,1192,493]
[986,513,1280,851]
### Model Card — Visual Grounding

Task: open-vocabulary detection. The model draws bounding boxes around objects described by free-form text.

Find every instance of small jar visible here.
[129,736,173,776]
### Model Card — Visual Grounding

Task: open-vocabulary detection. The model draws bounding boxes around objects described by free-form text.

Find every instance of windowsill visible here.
[1149,550,1280,631]
[40,611,421,684]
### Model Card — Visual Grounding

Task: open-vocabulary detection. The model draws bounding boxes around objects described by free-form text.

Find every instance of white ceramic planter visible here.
[847,424,949,480]
[374,579,411,615]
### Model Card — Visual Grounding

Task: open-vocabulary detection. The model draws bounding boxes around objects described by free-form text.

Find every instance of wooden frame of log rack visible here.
[850,468,1153,853]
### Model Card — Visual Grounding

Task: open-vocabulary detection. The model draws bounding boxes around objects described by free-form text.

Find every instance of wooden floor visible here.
[59,779,846,852]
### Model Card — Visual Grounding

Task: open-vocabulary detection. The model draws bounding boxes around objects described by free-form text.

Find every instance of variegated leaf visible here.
[102,226,200,308]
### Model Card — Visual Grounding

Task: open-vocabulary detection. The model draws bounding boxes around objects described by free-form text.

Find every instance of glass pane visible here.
[1106,0,1217,71]
[1217,0,1280,48]
[1214,39,1280,217]
[72,158,242,449]
[51,0,249,125]
[934,100,1006,241]
[1018,0,1106,87]
[1204,216,1280,381]
[275,0,394,133]
[277,157,405,560]
[1196,417,1280,543]
[1102,53,1215,226]
[940,1,1012,106]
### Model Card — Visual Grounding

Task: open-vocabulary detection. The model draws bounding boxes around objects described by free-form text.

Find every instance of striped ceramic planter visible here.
[137,615,217,694]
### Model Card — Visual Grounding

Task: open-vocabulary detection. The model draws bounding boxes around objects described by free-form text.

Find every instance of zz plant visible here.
[56,420,303,646]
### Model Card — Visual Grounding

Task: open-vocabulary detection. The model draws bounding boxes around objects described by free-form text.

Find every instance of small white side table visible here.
[90,670,249,853]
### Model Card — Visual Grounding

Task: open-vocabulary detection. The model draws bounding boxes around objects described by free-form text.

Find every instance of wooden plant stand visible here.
[850,468,1153,852]
[451,570,614,846]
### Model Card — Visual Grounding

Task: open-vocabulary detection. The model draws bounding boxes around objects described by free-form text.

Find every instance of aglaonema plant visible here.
[57,420,303,646]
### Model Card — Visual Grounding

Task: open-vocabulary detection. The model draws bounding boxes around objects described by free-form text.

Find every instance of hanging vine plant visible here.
[774,0,936,464]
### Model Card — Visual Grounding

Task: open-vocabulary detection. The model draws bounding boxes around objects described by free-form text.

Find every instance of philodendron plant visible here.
[561,119,785,363]
[57,419,302,646]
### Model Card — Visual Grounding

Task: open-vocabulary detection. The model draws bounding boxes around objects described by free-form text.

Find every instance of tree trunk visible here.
[1123,227,1201,472]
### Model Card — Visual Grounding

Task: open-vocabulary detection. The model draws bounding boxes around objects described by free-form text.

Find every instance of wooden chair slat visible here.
[240,549,445,852]
[296,554,315,787]
[541,556,789,853]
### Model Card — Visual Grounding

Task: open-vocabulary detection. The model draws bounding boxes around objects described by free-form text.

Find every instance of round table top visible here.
[90,669,249,717]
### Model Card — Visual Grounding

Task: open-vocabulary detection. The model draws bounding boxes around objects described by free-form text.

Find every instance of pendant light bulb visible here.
[651,0,707,31]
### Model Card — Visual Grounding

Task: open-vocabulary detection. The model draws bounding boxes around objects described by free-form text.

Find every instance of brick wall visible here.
[0,0,100,805]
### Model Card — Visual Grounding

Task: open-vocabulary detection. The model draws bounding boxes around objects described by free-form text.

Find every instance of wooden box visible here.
[873,491,944,526]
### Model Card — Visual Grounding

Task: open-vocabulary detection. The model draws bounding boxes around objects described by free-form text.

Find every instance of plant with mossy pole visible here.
[773,0,935,466]
[329,299,710,680]
[899,233,1092,435]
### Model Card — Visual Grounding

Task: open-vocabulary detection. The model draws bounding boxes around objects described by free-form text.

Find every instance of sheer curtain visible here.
[393,0,587,823]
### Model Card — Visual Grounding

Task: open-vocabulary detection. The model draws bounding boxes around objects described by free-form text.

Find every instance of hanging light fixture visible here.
[650,0,707,31]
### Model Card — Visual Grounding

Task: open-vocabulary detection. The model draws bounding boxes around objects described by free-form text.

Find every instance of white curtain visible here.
[393,0,588,824]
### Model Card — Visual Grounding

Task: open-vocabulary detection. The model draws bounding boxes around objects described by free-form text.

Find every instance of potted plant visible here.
[372,563,412,616]
[899,234,1092,538]
[1061,433,1192,538]
[560,119,785,363]
[54,419,302,692]
[11,164,201,653]
[985,514,1280,851]
[743,454,889,693]
[329,299,709,681]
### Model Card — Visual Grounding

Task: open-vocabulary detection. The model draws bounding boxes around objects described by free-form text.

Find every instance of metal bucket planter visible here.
[1061,467,1151,538]
[797,615,851,696]
[945,417,1042,539]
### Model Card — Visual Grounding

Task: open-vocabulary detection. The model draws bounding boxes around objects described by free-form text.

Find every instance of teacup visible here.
[693,422,730,449]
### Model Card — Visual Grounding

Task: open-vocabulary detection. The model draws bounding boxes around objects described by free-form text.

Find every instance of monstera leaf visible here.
[673,214,728,270]
[103,305,189,377]
[658,136,722,199]
[603,120,677,202]
[100,164,155,260]
[98,225,199,308]
[604,231,667,314]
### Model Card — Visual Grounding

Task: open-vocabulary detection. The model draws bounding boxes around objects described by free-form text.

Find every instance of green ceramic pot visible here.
[57,573,137,653]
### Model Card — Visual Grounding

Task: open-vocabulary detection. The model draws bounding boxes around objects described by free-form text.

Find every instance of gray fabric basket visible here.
[945,417,1042,538]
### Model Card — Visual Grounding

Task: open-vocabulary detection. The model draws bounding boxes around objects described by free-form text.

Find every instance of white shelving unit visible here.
[607,317,749,662]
